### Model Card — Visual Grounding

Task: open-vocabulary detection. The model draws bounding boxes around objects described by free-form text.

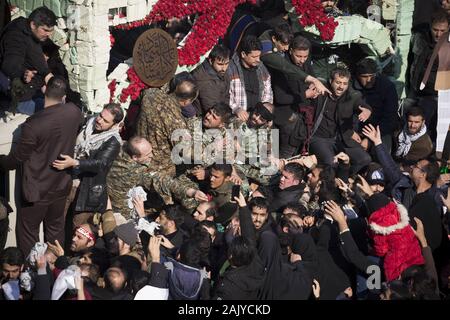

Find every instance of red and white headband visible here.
[76,226,95,243]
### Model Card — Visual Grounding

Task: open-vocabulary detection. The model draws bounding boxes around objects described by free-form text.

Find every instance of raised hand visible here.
[441,191,450,210]
[156,234,175,249]
[148,236,162,263]
[351,132,362,144]
[46,240,65,257]
[290,253,302,263]
[23,69,37,83]
[356,174,374,197]
[324,200,346,224]
[229,174,242,186]
[310,77,332,96]
[132,195,146,218]
[336,178,351,193]
[233,192,247,208]
[334,152,350,165]
[362,124,382,146]
[358,106,372,122]
[312,279,321,299]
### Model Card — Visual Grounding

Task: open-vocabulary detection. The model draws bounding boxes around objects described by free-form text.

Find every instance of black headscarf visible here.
[257,231,312,300]
[292,233,351,300]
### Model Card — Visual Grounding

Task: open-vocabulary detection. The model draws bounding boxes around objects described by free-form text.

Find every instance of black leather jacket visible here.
[74,136,121,213]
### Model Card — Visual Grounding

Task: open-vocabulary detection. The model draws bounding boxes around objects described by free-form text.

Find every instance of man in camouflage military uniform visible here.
[135,84,189,177]
[231,102,279,185]
[107,136,207,219]
[186,102,236,167]
[176,102,252,196]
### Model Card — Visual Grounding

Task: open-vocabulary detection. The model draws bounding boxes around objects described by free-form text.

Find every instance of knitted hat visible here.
[366,168,385,186]
[114,222,138,247]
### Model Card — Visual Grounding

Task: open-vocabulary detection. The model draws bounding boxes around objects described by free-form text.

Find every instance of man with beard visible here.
[406,9,449,146]
[154,205,187,258]
[228,35,273,122]
[185,102,234,167]
[232,102,278,184]
[395,107,433,162]
[270,35,319,158]
[0,77,82,256]
[353,58,399,153]
[46,223,98,268]
[259,23,330,98]
[191,44,231,115]
[52,103,123,228]
[309,67,372,175]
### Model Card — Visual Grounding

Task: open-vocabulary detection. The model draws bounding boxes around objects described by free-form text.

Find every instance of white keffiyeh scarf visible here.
[396,124,427,158]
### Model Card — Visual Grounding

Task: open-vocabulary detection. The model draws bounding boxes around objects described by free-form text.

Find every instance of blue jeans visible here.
[16,97,44,115]
[16,100,35,115]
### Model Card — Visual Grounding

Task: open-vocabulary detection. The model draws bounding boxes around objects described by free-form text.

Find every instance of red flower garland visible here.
[108,79,117,103]
[114,0,256,66]
[113,0,256,103]
[119,67,148,103]
[291,0,338,41]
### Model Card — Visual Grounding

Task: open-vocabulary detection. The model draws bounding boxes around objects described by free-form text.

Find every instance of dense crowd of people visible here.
[0,1,450,300]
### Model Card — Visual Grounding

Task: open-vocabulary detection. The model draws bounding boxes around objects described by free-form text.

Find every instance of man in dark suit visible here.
[309,67,372,174]
[0,76,82,255]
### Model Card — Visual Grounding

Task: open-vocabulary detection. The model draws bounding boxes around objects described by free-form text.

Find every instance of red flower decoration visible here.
[112,0,262,102]
[291,0,338,41]
[118,67,149,103]
[108,79,117,103]
[114,0,256,66]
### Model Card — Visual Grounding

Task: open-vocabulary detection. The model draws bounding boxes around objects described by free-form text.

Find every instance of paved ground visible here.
[0,113,28,248]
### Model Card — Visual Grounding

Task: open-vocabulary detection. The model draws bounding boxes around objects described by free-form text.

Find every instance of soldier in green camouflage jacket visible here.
[135,85,189,177]
[230,102,280,185]
[107,137,208,219]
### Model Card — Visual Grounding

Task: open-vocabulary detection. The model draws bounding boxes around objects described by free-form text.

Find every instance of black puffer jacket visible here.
[74,136,121,212]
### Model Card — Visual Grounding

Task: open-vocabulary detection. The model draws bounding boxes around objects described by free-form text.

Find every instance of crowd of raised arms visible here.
[0,1,450,300]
